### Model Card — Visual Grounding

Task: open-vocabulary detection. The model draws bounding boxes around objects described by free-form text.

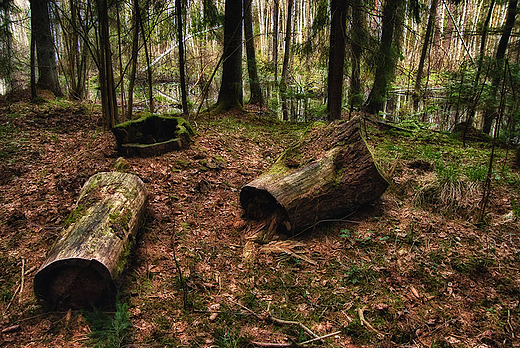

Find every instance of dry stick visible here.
[357,307,384,339]
[230,299,318,339]
[299,331,341,345]
[18,258,25,304]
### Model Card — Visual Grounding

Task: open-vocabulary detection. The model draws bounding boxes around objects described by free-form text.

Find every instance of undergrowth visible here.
[84,300,132,348]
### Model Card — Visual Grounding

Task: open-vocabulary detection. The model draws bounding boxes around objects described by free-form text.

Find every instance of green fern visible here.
[85,300,132,348]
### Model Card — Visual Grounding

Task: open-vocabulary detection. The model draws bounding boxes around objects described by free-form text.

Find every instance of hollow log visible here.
[34,172,148,309]
[240,117,388,236]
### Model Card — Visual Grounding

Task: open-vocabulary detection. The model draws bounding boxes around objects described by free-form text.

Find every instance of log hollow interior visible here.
[34,259,115,310]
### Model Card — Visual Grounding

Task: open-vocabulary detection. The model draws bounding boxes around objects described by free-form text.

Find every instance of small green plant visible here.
[213,327,247,348]
[84,300,132,348]
[465,164,487,182]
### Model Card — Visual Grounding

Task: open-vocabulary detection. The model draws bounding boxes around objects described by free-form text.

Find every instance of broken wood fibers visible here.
[240,117,388,238]
[34,172,148,309]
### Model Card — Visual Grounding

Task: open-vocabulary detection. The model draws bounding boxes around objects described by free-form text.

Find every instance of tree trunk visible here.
[244,0,264,106]
[482,0,517,134]
[140,4,155,114]
[34,172,148,310]
[365,0,404,115]
[216,0,243,111]
[240,117,388,237]
[30,0,63,97]
[177,0,189,115]
[280,0,294,120]
[327,0,348,120]
[466,0,495,128]
[96,0,118,130]
[127,0,140,121]
[349,0,365,109]
[116,3,126,115]
[272,0,279,84]
[413,0,439,109]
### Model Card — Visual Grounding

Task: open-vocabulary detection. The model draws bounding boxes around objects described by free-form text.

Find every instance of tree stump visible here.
[34,172,148,309]
[112,114,194,157]
[240,117,388,238]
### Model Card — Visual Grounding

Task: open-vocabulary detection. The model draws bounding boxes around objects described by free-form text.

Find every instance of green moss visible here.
[63,205,87,228]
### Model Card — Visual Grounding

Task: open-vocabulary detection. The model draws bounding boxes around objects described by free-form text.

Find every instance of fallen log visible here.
[240,117,388,238]
[34,172,148,309]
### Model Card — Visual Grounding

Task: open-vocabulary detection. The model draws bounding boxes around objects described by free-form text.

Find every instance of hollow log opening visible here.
[34,172,148,310]
[34,260,112,310]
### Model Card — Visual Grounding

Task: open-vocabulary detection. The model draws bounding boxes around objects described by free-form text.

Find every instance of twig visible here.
[250,342,295,348]
[300,331,341,345]
[357,307,384,339]
[229,299,318,339]
[4,284,21,315]
[19,258,25,304]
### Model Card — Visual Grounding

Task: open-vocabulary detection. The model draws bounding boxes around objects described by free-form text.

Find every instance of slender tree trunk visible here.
[365,0,404,115]
[350,0,365,109]
[281,0,294,120]
[272,0,279,84]
[96,0,118,129]
[127,0,140,120]
[0,0,14,92]
[116,3,126,116]
[139,5,154,113]
[466,0,495,126]
[413,0,439,109]
[30,22,37,99]
[176,0,189,115]
[216,0,243,111]
[327,0,348,120]
[482,0,517,134]
[30,0,63,97]
[244,0,264,105]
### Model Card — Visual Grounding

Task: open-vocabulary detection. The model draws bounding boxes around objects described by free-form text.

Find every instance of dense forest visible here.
[1,0,520,347]
[0,0,520,131]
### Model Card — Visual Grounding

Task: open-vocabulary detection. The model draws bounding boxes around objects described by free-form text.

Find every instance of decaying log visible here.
[34,172,148,309]
[240,117,388,236]
[112,114,194,157]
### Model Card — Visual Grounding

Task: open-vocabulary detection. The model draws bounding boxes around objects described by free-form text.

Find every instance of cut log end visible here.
[34,172,147,310]
[34,259,114,310]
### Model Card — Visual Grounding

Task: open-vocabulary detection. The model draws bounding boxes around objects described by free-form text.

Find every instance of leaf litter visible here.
[0,99,519,347]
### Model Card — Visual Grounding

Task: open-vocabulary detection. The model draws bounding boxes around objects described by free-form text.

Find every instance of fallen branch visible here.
[19,258,25,304]
[357,306,384,339]
[229,299,318,339]
[250,331,341,347]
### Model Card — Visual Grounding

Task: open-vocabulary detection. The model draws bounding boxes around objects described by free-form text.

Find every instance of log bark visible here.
[240,117,388,235]
[34,172,148,309]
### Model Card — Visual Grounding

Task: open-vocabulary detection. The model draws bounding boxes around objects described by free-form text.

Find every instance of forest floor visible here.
[0,95,519,348]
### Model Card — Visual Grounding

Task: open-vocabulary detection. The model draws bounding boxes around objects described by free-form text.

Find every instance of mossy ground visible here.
[0,100,519,347]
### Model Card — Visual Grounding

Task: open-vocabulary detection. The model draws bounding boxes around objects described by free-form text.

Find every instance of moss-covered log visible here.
[240,117,388,236]
[112,114,194,157]
[34,172,148,309]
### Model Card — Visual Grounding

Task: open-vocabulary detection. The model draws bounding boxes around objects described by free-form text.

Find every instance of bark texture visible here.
[244,0,264,105]
[327,0,348,120]
[216,0,243,110]
[30,0,63,96]
[240,117,388,235]
[34,172,148,309]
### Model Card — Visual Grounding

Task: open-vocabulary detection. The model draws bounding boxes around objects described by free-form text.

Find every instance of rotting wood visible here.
[34,172,148,310]
[112,114,194,157]
[240,117,388,237]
